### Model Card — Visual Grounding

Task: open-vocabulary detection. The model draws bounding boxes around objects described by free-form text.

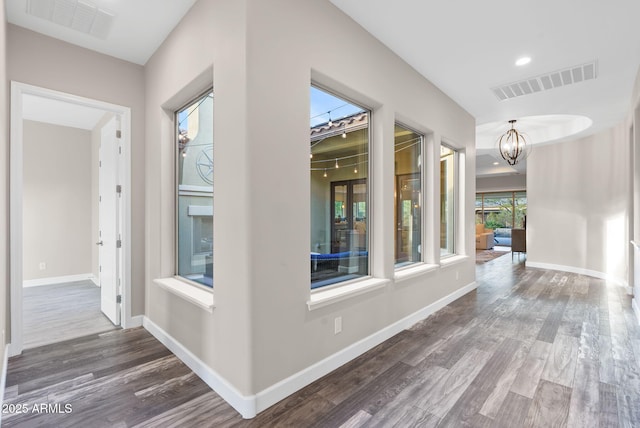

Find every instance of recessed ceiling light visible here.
[515,56,531,66]
[493,162,500,165]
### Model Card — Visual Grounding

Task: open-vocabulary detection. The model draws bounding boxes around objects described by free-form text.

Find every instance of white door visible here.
[98,116,121,325]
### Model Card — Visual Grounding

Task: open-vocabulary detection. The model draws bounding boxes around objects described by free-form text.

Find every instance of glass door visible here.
[396,173,421,264]
[331,183,348,253]
[331,179,366,253]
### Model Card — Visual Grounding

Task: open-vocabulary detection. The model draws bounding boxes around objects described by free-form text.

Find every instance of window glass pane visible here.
[440,145,455,256]
[483,192,514,247]
[177,91,214,287]
[514,191,527,229]
[310,86,369,289]
[395,124,422,267]
[475,194,484,224]
[475,191,527,247]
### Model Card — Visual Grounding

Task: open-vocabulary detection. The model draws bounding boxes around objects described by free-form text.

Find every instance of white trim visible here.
[22,273,96,287]
[394,263,438,284]
[143,281,476,418]
[632,298,640,326]
[119,109,133,330]
[440,254,470,268]
[258,281,477,413]
[10,83,24,356]
[153,277,214,312]
[307,277,390,311]
[9,82,133,357]
[526,262,629,288]
[126,315,144,329]
[142,317,255,418]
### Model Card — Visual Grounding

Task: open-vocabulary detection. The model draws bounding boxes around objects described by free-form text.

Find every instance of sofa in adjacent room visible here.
[475,224,494,250]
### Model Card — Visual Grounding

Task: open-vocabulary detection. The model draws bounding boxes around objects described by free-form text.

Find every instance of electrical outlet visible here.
[455,270,459,280]
[39,262,46,271]
[334,317,342,334]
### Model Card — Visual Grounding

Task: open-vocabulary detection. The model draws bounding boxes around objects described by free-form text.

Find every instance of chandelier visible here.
[497,119,530,165]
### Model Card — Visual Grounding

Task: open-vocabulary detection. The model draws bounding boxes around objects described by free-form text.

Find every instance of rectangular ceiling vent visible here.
[27,0,116,39]
[491,61,598,101]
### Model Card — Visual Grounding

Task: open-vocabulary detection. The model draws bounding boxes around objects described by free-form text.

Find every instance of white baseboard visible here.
[633,298,640,326]
[23,273,96,287]
[143,281,477,419]
[526,262,629,289]
[0,343,9,425]
[142,317,257,419]
[254,280,478,413]
[126,315,144,329]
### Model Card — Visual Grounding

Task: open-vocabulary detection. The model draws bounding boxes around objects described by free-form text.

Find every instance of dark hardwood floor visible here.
[3,252,640,427]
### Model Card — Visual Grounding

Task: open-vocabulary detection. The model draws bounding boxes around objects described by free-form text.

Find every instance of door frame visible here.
[9,82,133,357]
[98,115,122,325]
[330,178,366,253]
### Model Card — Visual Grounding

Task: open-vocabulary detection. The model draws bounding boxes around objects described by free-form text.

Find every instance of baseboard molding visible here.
[23,273,96,287]
[125,315,144,329]
[526,262,629,289]
[633,298,640,326]
[142,317,256,419]
[253,280,478,414]
[143,281,477,418]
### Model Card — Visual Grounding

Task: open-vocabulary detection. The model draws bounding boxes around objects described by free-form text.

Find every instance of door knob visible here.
[96,241,104,246]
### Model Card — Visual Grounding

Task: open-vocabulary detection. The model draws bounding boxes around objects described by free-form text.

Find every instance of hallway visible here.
[22,280,116,349]
[3,254,639,426]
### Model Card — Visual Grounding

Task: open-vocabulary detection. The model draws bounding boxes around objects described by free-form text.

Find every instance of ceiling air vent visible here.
[491,61,598,101]
[27,0,115,39]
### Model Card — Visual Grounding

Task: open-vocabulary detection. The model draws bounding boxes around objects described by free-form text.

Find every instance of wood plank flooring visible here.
[4,253,640,427]
[23,280,116,349]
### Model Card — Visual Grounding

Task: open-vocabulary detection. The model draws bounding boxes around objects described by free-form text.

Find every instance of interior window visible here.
[440,145,456,257]
[310,85,369,289]
[176,90,214,287]
[395,124,423,267]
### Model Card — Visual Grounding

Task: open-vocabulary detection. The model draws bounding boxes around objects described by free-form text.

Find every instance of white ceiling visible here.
[8,0,197,131]
[330,0,640,176]
[6,0,197,65]
[8,1,640,177]
[22,94,108,130]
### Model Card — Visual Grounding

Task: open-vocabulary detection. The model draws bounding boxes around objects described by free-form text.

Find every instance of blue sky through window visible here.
[310,86,365,127]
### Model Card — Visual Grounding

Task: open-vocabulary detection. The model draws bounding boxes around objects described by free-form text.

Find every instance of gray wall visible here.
[144,0,475,398]
[527,125,631,284]
[7,25,146,315]
[22,120,92,281]
[476,174,526,193]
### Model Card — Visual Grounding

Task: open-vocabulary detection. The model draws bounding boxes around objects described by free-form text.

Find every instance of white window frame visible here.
[394,122,425,270]
[174,88,214,290]
[309,82,388,308]
[440,142,459,259]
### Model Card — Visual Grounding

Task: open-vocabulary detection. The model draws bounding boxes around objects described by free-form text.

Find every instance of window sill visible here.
[394,263,439,284]
[440,254,470,268]
[307,277,390,311]
[153,277,215,313]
